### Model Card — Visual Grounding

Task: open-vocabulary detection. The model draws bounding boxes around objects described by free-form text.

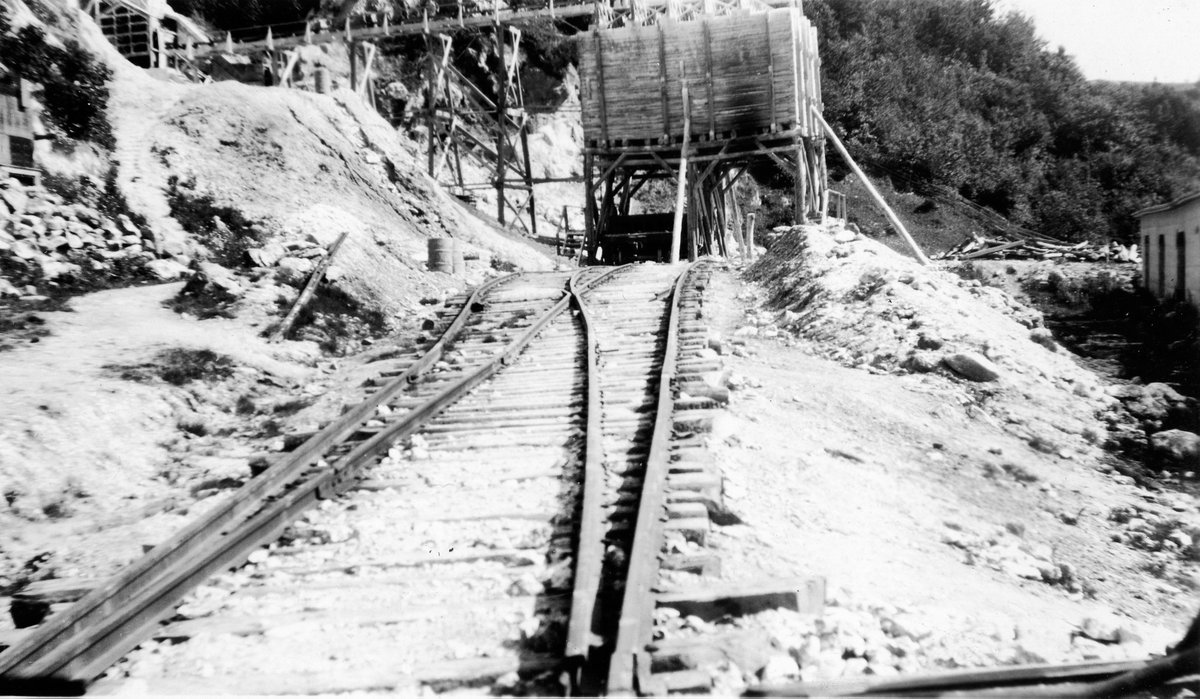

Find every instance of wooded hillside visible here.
[807,0,1200,243]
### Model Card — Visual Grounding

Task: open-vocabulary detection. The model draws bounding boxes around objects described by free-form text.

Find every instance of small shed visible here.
[0,65,39,184]
[1134,190,1200,307]
[86,0,209,69]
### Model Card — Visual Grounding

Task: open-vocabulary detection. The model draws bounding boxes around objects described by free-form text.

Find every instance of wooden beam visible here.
[269,232,350,343]
[670,84,691,264]
[813,108,930,265]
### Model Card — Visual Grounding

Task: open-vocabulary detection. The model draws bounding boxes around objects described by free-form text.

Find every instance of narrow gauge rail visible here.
[566,261,726,695]
[0,261,722,695]
[0,266,620,694]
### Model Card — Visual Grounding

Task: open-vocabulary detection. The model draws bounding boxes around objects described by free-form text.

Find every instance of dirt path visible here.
[0,282,319,596]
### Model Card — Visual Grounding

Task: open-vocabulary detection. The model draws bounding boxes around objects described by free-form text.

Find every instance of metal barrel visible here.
[427,238,460,273]
[314,66,331,94]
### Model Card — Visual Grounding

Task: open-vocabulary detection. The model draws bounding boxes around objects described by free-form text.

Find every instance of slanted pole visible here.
[812,108,930,265]
[670,85,691,264]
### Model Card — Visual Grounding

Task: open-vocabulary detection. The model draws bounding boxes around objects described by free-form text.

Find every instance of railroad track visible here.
[0,261,751,695]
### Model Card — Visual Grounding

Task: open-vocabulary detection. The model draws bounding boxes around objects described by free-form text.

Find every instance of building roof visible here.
[1133,190,1200,218]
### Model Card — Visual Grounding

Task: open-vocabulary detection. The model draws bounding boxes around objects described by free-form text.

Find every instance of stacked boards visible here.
[578,7,821,146]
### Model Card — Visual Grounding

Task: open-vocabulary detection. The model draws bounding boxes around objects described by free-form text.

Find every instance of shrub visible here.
[0,6,114,147]
[106,348,236,385]
[166,176,265,267]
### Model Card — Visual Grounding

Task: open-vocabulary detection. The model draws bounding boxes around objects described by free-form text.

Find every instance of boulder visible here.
[1,183,28,215]
[1149,430,1200,471]
[11,240,38,259]
[276,256,314,284]
[37,257,76,280]
[1122,383,1197,431]
[247,241,286,268]
[943,352,1001,382]
[117,214,141,236]
[145,258,191,281]
[902,350,940,374]
[72,204,101,225]
[1029,328,1058,352]
[758,654,801,683]
[183,261,244,299]
[833,228,858,244]
[916,332,944,350]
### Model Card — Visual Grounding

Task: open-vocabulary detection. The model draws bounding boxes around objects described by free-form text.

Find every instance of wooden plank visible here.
[11,579,97,605]
[744,658,1160,697]
[959,240,1025,259]
[0,629,29,653]
[269,231,350,342]
[154,595,568,641]
[670,84,691,263]
[814,109,930,265]
[654,577,825,620]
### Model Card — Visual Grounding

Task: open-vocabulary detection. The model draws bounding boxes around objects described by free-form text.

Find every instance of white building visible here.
[1134,190,1200,308]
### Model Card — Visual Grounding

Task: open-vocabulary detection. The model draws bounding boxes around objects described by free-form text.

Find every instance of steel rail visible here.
[605,261,698,695]
[0,269,623,695]
[562,269,608,687]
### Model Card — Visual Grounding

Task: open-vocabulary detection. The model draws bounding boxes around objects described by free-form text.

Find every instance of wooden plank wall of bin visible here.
[576,5,828,263]
[579,7,820,145]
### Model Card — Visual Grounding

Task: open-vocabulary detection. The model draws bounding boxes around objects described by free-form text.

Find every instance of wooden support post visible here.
[745,212,756,261]
[731,180,744,259]
[794,143,805,223]
[593,32,610,146]
[702,19,715,140]
[584,152,598,264]
[270,232,350,343]
[495,23,508,225]
[424,34,436,176]
[670,85,691,264]
[657,24,669,142]
[520,119,538,238]
[812,108,930,265]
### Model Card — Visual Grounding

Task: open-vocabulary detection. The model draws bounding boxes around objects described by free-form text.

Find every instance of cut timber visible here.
[670,85,691,263]
[812,108,930,266]
[0,629,28,653]
[744,658,1157,697]
[655,577,825,621]
[10,579,97,629]
[154,594,567,641]
[269,231,350,343]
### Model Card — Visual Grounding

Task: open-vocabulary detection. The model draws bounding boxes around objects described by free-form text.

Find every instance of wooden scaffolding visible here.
[578,1,827,263]
[176,7,540,236]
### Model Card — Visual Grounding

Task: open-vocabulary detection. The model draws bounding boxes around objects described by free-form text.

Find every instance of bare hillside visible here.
[78,14,552,321]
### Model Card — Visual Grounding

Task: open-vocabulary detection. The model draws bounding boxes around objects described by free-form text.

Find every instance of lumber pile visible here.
[937,233,1140,264]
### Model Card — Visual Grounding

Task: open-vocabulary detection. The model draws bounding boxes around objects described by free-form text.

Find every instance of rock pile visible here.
[662,596,1177,692]
[0,178,190,297]
[746,224,1116,456]
[941,522,1084,593]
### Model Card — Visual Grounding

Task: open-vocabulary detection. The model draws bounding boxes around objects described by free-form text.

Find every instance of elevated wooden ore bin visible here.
[577,5,828,263]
